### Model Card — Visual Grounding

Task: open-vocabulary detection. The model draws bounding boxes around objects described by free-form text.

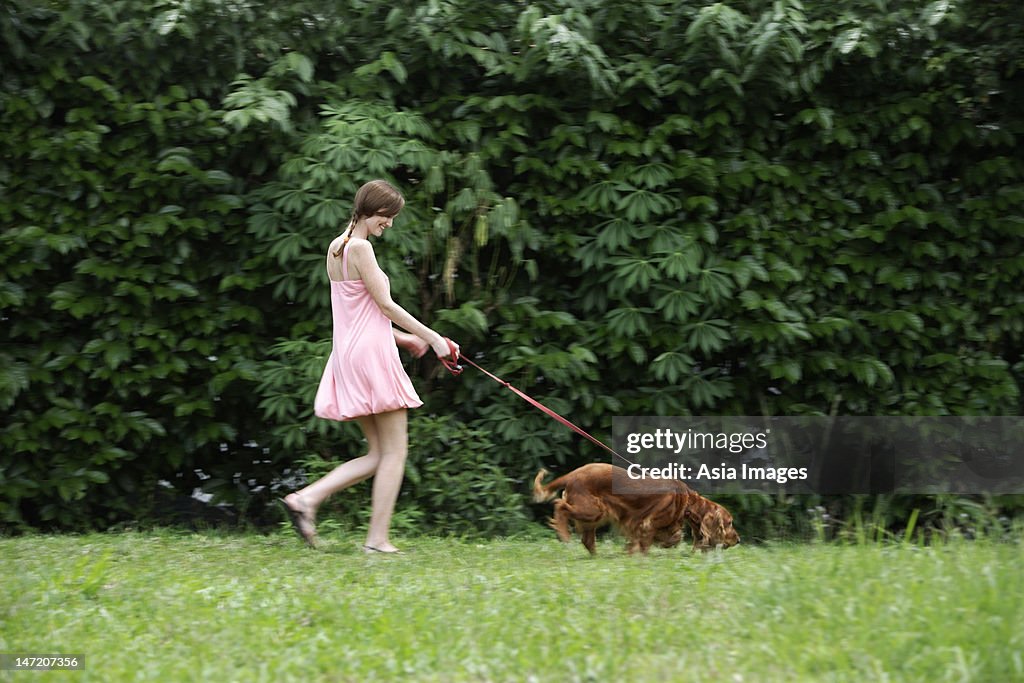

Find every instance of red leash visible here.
[438,338,633,466]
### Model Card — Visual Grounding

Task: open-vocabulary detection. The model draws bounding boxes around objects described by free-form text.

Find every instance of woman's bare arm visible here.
[347,239,453,358]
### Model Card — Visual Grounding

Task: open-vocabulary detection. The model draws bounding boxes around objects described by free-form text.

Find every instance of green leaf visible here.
[683,319,731,355]
[380,51,408,84]
[651,352,695,384]
[285,52,315,82]
[606,308,652,337]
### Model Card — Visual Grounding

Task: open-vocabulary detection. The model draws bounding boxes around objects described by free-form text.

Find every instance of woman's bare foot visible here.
[280,494,318,548]
[362,542,402,554]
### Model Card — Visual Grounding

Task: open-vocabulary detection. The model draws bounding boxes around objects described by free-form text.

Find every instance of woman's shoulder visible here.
[345,238,374,254]
[327,236,372,253]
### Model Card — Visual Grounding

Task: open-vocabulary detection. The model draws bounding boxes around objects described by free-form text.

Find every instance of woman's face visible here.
[368,211,397,237]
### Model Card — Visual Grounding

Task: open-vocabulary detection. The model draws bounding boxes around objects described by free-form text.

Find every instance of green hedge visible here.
[0,0,297,526]
[2,0,1022,534]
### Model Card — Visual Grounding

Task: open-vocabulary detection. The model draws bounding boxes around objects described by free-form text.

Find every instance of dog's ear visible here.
[698,515,712,544]
[700,506,726,544]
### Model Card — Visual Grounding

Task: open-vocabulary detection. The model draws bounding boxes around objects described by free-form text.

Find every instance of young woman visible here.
[280,180,458,553]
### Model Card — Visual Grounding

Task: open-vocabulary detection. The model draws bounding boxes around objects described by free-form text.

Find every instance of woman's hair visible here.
[333,180,405,257]
[353,179,405,221]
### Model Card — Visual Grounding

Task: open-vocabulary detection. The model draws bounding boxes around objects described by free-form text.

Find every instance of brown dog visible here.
[533,463,740,555]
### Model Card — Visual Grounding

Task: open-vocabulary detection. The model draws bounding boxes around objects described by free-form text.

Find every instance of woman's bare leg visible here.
[364,408,408,552]
[285,414,382,517]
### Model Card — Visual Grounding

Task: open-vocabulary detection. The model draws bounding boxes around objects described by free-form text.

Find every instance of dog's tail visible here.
[532,468,568,503]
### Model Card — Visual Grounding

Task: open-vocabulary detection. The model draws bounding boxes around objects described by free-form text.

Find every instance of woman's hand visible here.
[431,335,458,360]
[394,331,430,358]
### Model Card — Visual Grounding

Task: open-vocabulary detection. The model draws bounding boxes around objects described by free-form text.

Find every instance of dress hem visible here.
[314,399,424,423]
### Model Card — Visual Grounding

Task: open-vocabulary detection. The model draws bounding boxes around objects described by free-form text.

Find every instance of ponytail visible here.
[331,214,358,259]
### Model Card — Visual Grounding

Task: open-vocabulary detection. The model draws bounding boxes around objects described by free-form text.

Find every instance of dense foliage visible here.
[2,0,1022,535]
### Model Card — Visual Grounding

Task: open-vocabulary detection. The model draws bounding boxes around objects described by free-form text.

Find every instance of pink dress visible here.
[314,242,423,421]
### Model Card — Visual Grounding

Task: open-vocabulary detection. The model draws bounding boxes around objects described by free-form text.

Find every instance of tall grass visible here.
[1,528,1021,682]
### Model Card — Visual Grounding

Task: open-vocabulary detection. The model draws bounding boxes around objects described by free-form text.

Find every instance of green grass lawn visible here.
[1,529,1021,682]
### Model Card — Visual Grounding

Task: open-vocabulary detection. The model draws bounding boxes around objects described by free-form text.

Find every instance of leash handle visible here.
[438,337,463,375]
